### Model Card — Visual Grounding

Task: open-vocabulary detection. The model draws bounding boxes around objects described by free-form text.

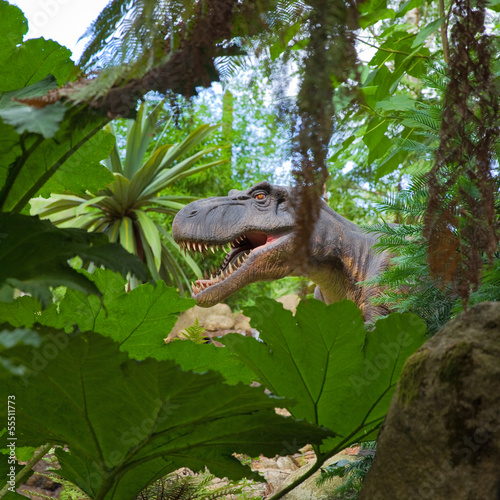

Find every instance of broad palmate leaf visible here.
[2,331,332,500]
[38,269,255,385]
[223,298,426,454]
[0,2,75,92]
[0,214,146,306]
[0,2,114,213]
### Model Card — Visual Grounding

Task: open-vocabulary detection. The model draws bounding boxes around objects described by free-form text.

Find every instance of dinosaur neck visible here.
[300,203,390,321]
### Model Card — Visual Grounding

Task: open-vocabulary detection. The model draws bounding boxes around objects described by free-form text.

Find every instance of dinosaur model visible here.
[172,181,391,321]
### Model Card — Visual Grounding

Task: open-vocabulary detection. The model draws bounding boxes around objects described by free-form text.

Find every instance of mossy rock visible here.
[360,302,500,500]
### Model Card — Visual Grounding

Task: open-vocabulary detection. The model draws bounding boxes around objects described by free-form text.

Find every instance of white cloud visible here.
[11,0,109,61]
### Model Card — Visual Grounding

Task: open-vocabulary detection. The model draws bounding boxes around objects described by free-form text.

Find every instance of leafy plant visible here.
[0,269,426,500]
[361,67,500,333]
[33,103,227,292]
[0,213,146,306]
[27,471,90,500]
[136,470,258,500]
[0,2,149,303]
[365,176,500,335]
[176,319,208,344]
[363,178,458,335]
[0,271,331,499]
[222,298,426,499]
[317,441,376,500]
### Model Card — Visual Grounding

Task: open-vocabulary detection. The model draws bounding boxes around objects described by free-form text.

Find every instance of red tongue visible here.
[246,232,268,247]
[265,234,281,244]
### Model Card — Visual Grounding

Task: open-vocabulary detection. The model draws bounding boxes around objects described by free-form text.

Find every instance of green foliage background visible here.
[0,0,498,498]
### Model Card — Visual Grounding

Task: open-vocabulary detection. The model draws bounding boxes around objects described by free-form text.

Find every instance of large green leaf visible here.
[222,298,426,454]
[0,1,75,92]
[36,269,254,385]
[0,122,19,194]
[2,331,332,499]
[0,1,27,49]
[158,340,255,385]
[37,129,115,197]
[0,3,112,213]
[0,101,67,139]
[0,214,147,306]
[0,296,41,328]
[0,327,42,379]
[411,17,444,48]
[46,272,192,348]
[0,106,108,213]
[0,75,59,110]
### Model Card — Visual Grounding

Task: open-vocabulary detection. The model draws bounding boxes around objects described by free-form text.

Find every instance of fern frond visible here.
[136,470,258,500]
[407,109,441,131]
[30,472,91,500]
[393,137,435,153]
[80,0,188,70]
[177,318,207,344]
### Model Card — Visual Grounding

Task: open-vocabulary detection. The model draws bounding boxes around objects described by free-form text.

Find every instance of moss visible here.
[438,341,473,385]
[397,349,430,407]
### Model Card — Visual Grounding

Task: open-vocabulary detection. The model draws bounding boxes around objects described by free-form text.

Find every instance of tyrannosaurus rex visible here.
[172,181,391,321]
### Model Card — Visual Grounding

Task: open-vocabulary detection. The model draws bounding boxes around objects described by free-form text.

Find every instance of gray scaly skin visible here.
[173,181,391,322]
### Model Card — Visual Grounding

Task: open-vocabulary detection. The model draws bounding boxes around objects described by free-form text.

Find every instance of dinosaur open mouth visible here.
[176,231,281,295]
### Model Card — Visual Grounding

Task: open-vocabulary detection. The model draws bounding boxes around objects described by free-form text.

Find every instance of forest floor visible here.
[17,444,360,499]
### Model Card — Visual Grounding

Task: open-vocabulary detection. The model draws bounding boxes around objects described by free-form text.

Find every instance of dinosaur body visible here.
[173,181,391,321]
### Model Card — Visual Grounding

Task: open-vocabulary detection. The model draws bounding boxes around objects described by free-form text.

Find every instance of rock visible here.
[168,304,233,338]
[273,453,352,499]
[257,457,281,470]
[233,312,252,331]
[360,302,500,500]
[19,453,62,498]
[276,456,299,471]
[277,294,300,315]
[204,314,234,331]
[275,407,292,417]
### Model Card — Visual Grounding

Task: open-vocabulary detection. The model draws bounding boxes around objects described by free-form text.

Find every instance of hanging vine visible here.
[424,0,500,305]
[291,0,359,266]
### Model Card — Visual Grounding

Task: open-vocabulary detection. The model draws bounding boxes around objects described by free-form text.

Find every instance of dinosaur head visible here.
[172,181,296,306]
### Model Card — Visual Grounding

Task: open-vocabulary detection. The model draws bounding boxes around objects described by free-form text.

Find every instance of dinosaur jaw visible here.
[176,231,294,306]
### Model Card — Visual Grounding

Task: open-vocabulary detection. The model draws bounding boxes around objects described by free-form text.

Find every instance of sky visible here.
[11,0,109,61]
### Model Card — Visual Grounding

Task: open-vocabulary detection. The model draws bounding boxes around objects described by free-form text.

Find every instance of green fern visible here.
[365,171,500,334]
[176,319,208,344]
[79,0,178,69]
[317,442,376,499]
[367,64,500,331]
[136,470,260,500]
[24,472,91,500]
[363,176,458,334]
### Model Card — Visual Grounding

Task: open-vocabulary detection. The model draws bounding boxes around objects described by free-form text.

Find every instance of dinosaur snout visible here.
[172,199,213,241]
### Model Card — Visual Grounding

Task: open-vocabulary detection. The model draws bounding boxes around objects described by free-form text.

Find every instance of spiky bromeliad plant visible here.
[33,103,227,293]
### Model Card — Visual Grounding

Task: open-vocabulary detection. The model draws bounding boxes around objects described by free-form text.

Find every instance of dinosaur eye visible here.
[254,192,266,200]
